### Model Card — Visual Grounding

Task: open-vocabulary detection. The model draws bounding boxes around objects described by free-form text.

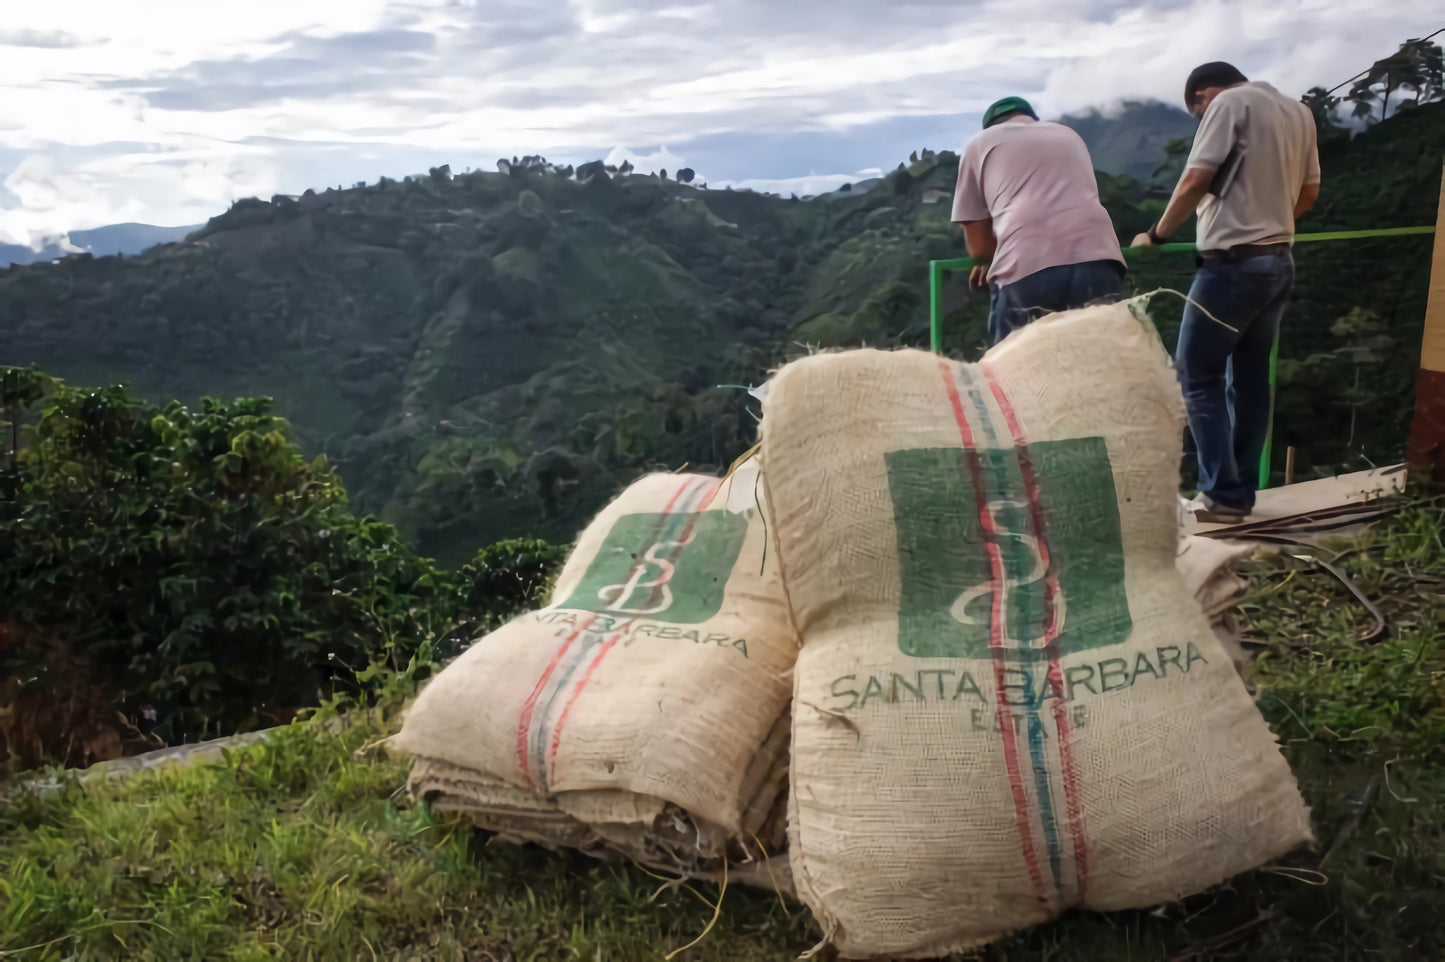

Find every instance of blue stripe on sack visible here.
[530,478,710,791]
[1026,693,1064,888]
[956,367,1065,897]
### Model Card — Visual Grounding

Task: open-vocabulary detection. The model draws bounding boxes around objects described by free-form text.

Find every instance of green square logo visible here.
[887,438,1132,659]
[556,511,748,623]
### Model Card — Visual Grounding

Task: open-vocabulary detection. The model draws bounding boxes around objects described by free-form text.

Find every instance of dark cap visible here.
[1184,62,1248,111]
[982,96,1039,129]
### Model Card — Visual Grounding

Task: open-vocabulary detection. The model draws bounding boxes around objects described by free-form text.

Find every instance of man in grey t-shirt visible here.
[1134,62,1321,522]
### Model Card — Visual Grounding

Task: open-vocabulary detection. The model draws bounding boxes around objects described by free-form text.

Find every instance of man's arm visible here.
[1294,182,1320,219]
[961,219,997,291]
[951,143,997,289]
[1132,167,1213,247]
[1157,168,1215,238]
[1296,133,1322,220]
[1135,93,1240,247]
[962,219,997,262]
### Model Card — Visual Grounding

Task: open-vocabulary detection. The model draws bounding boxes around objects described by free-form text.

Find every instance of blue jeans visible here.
[1175,251,1295,511]
[987,260,1124,345]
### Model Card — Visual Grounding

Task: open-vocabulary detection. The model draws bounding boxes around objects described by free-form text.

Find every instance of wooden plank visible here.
[1181,463,1405,537]
[1407,158,1445,474]
[1422,158,1445,373]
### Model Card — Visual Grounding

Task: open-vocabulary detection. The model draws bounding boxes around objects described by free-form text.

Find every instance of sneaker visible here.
[1186,494,1250,525]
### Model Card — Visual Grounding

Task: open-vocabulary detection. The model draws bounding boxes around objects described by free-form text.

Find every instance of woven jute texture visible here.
[395,462,798,847]
[761,302,1313,958]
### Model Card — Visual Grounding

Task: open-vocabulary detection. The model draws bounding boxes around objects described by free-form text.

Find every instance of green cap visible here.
[982,96,1039,129]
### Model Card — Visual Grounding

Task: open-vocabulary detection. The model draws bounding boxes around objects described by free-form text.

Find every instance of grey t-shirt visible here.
[1186,81,1320,251]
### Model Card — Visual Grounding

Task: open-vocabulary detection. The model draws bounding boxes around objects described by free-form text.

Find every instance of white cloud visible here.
[0,29,88,49]
[0,0,1439,243]
[0,146,282,246]
[717,169,886,198]
[1033,0,1429,116]
[602,145,690,174]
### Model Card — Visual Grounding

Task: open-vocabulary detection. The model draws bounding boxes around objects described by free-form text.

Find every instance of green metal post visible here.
[929,261,943,354]
[928,256,972,355]
[1259,330,1280,491]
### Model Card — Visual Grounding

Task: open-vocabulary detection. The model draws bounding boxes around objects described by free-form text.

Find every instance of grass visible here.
[1,496,1442,961]
[0,693,810,961]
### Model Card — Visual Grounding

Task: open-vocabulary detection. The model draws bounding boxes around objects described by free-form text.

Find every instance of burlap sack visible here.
[394,460,797,845]
[409,756,795,895]
[408,756,603,852]
[761,301,1312,958]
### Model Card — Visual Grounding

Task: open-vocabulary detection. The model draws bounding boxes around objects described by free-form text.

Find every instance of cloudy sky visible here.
[0,0,1434,246]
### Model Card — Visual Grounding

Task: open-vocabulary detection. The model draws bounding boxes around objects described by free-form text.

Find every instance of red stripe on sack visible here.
[1045,659,1089,899]
[991,654,1050,901]
[515,476,698,788]
[514,614,596,788]
[543,477,723,780]
[937,362,1008,649]
[982,364,1089,900]
[937,359,1049,904]
[545,631,623,775]
[980,367,1064,641]
[695,477,723,512]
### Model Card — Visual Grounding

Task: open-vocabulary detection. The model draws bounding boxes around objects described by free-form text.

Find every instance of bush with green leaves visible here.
[0,368,563,763]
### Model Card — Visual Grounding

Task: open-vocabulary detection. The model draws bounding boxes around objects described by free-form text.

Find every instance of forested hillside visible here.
[1,97,1440,563]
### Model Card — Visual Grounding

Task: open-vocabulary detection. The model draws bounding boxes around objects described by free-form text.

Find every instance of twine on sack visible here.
[632,862,714,909]
[1258,866,1331,886]
[797,700,860,738]
[748,829,791,913]
[1137,288,1240,333]
[750,451,808,649]
[724,441,762,480]
[664,859,728,960]
[797,919,838,960]
[1383,756,1420,804]
[753,465,770,577]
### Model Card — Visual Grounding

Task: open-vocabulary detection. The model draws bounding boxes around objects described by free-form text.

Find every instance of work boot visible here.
[1185,493,1250,525]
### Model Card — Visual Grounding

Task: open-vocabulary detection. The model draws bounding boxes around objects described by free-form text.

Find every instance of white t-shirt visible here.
[951,118,1123,285]
[1186,81,1321,251]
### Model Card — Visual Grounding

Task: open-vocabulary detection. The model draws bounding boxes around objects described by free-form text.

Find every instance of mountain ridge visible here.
[1058,99,1198,181]
[0,222,201,268]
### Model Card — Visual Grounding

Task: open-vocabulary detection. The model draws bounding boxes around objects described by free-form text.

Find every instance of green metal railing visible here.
[927,225,1437,490]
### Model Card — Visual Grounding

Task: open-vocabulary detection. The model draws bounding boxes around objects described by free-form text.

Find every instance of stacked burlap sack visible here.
[397,298,1312,958]
[393,458,799,878]
[759,299,1312,957]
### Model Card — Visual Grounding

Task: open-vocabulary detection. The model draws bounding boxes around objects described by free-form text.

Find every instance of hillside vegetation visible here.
[0,369,562,767]
[2,98,1439,563]
[0,153,965,562]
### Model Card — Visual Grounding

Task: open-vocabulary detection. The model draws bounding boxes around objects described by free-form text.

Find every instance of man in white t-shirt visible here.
[951,96,1125,345]
[1133,62,1321,522]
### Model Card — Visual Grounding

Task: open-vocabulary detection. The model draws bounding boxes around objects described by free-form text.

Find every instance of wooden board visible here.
[1421,158,1445,373]
[1181,463,1405,538]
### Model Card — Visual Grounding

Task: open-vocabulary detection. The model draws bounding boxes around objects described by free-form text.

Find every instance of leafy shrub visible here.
[0,369,563,766]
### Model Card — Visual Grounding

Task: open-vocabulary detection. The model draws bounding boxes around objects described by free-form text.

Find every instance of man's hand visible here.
[968,263,990,291]
[1131,232,1155,248]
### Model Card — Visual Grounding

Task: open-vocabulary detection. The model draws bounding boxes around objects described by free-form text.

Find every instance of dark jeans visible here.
[1176,251,1295,511]
[987,260,1125,345]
